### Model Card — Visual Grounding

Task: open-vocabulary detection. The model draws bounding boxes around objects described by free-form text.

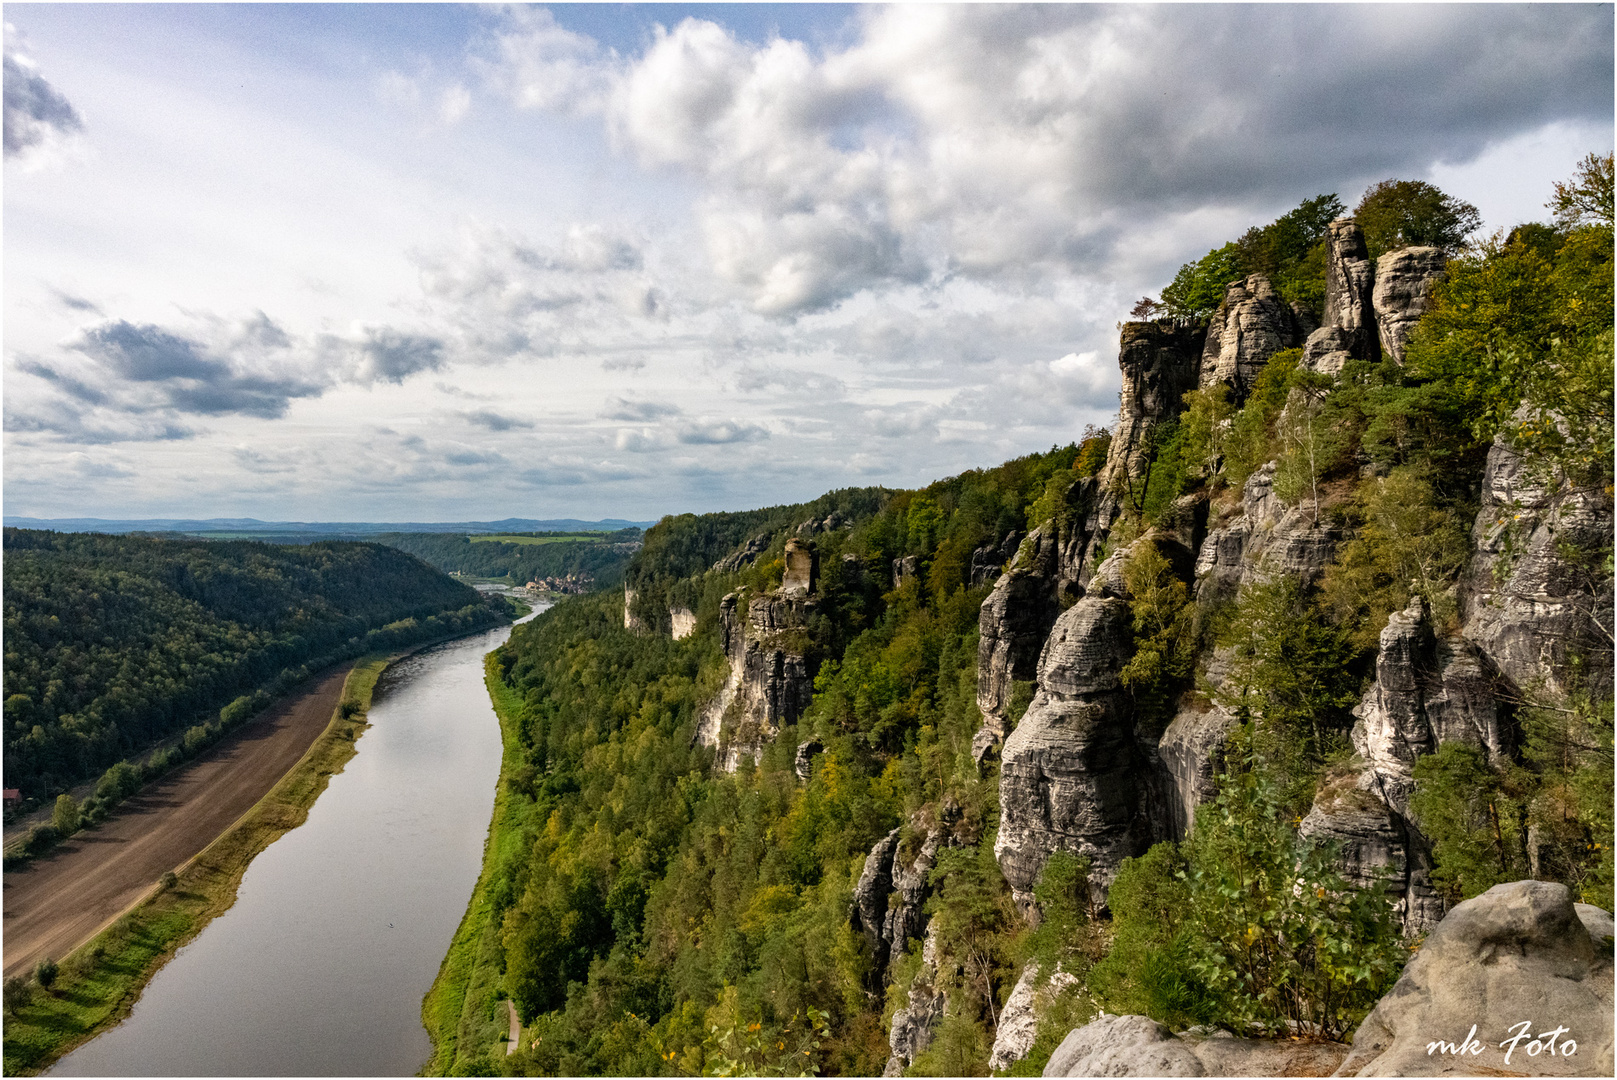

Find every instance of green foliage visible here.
[33,959,57,991]
[700,990,831,1076]
[2,529,495,799]
[1217,579,1361,795]
[3,975,31,1017]
[1117,541,1195,733]
[1219,348,1301,491]
[1548,152,1614,229]
[1353,179,1481,260]
[50,794,79,837]
[1159,195,1342,320]
[1177,752,1406,1040]
[1409,743,1529,904]
[1138,419,1186,521]
[1321,470,1471,648]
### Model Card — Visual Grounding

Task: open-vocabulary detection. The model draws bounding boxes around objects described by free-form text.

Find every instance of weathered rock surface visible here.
[1333,880,1614,1077]
[1301,326,1354,376]
[669,607,696,640]
[796,510,845,537]
[713,533,771,573]
[1323,219,1379,363]
[996,596,1141,910]
[989,963,1082,1072]
[1463,424,1615,701]
[1042,1014,1353,1077]
[781,538,818,595]
[1155,703,1238,840]
[852,825,945,983]
[975,527,1062,760]
[892,554,920,588]
[1371,247,1445,364]
[1194,461,1335,622]
[1105,321,1205,490]
[695,589,817,771]
[970,529,1024,586]
[793,739,822,781]
[883,926,949,1076]
[624,585,644,631]
[1198,275,1306,401]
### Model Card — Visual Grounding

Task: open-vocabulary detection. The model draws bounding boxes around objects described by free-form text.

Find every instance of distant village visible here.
[454,570,595,595]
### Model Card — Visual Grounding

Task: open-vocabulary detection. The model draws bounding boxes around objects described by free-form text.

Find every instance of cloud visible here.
[461,408,534,431]
[4,33,83,159]
[345,327,446,385]
[480,5,1613,318]
[69,320,325,418]
[600,397,682,422]
[674,418,769,445]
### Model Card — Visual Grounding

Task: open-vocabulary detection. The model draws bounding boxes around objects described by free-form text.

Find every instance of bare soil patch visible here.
[1,667,350,979]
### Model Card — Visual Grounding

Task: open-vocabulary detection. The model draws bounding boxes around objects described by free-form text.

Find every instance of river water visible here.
[53,608,544,1077]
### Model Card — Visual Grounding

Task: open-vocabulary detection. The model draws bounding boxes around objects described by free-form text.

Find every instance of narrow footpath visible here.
[1,667,351,979]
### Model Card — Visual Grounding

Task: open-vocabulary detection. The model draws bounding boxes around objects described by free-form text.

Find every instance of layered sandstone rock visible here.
[1371,246,1446,364]
[1197,275,1307,401]
[695,588,817,771]
[1323,219,1379,363]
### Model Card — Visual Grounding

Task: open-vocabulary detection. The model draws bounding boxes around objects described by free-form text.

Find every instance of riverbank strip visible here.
[421,655,536,1075]
[0,655,393,1076]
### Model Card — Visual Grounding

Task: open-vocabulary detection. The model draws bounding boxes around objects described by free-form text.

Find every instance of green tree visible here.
[1353,179,1481,259]
[3,974,31,1016]
[33,958,57,992]
[50,793,80,836]
[1548,151,1614,228]
[1409,743,1529,904]
[1160,243,1246,320]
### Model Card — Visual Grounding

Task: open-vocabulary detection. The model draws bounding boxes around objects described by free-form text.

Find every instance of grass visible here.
[0,656,391,1076]
[467,533,604,546]
[421,655,539,1076]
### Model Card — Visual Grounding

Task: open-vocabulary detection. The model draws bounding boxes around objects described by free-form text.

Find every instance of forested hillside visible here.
[3,530,503,800]
[441,160,1613,1077]
[374,530,643,589]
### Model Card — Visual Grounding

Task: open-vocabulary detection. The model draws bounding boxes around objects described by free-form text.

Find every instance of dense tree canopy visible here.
[3,530,499,798]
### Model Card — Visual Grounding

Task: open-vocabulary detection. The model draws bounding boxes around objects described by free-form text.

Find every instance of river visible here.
[53,607,545,1077]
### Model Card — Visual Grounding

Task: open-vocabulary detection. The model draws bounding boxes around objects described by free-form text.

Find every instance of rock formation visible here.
[713,533,770,573]
[974,527,1062,765]
[623,585,644,631]
[669,607,696,639]
[853,825,947,984]
[1198,274,1308,401]
[1323,219,1379,363]
[995,593,1140,911]
[1333,881,1613,1077]
[781,538,818,595]
[1371,246,1445,364]
[989,963,1081,1072]
[892,554,920,588]
[694,588,818,771]
[1463,421,1615,702]
[882,926,949,1076]
[1108,322,1205,486]
[1042,1014,1350,1077]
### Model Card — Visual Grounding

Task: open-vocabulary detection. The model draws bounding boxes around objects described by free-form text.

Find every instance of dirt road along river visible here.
[1,666,351,980]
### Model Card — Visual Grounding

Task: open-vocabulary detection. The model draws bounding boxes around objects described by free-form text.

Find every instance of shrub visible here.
[34,957,58,991]
[3,974,31,1015]
[51,793,80,837]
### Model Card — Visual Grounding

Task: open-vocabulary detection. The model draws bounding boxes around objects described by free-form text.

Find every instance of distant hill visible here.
[2,516,657,541]
[2,528,507,798]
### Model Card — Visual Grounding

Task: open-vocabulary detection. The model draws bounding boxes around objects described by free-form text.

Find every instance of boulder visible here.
[1333,880,1614,1077]
[1042,1015,1354,1077]
[1301,326,1354,376]
[1323,219,1379,363]
[1104,321,1205,492]
[714,533,771,572]
[893,554,920,588]
[1198,274,1307,401]
[1371,247,1446,364]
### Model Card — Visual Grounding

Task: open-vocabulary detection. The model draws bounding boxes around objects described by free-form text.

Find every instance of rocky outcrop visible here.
[782,538,817,595]
[1463,424,1615,702]
[1334,881,1613,1077]
[1323,219,1379,363]
[1301,326,1354,376]
[696,589,817,771]
[1371,247,1445,364]
[1105,322,1205,490]
[1043,1014,1352,1077]
[713,532,771,573]
[793,739,822,781]
[1154,703,1238,840]
[853,810,961,985]
[995,595,1141,911]
[989,963,1081,1072]
[670,607,696,639]
[1194,461,1335,621]
[974,527,1062,763]
[883,926,949,1076]
[1197,275,1306,401]
[796,511,845,537]
[892,554,920,588]
[970,529,1023,586]
[624,585,644,630]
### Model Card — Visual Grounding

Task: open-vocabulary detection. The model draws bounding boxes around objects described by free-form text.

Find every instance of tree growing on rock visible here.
[1353,179,1481,259]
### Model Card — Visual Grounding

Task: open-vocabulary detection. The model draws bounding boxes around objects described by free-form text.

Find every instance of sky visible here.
[4,3,1612,523]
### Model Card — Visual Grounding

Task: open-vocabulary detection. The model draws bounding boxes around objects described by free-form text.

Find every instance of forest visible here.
[375,530,644,589]
[2,530,504,802]
[452,161,1610,1077]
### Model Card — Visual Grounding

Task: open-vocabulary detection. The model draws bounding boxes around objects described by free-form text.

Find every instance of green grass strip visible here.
[420,655,537,1076]
[1,656,392,1076]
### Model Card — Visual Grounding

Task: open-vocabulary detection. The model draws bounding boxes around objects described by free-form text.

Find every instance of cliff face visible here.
[695,568,820,771]
[983,219,1592,954]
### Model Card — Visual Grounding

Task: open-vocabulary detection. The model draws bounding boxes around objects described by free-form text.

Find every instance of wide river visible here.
[53,607,545,1076]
